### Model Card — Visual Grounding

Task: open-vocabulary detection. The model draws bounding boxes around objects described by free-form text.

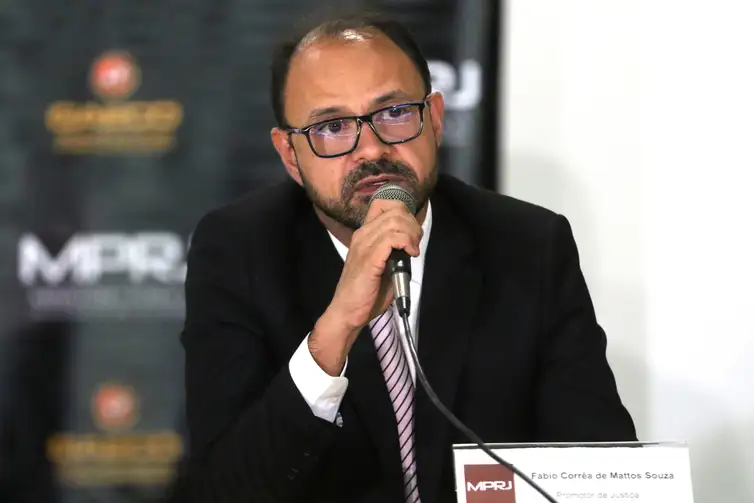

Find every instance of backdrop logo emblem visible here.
[92,382,139,432]
[44,49,183,155]
[89,51,141,101]
[464,464,516,503]
[46,380,184,487]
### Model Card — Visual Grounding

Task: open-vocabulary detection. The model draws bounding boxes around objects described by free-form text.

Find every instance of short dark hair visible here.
[269,9,433,128]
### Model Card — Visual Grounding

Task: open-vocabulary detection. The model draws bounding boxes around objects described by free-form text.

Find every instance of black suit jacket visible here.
[168,174,636,503]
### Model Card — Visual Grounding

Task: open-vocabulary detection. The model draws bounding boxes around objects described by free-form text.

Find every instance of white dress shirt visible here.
[288,201,433,423]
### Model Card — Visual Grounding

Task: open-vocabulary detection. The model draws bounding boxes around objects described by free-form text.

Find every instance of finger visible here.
[348,229,419,276]
[362,198,413,225]
[355,215,422,255]
[371,230,421,263]
[360,210,422,241]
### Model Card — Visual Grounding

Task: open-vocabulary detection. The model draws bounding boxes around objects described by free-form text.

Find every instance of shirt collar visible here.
[326,200,433,285]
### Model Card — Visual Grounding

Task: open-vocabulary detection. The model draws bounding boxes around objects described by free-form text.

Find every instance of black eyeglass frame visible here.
[284,95,431,159]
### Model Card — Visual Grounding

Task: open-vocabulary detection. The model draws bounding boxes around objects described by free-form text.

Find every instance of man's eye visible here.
[314,120,353,135]
[376,106,414,123]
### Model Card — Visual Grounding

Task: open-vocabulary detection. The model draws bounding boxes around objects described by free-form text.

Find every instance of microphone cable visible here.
[399,312,561,503]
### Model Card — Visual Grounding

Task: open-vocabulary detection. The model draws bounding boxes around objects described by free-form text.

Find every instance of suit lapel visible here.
[414,193,481,503]
[293,203,405,501]
[344,326,406,498]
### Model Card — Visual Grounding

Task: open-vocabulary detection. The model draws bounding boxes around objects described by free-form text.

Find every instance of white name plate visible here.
[452,441,694,503]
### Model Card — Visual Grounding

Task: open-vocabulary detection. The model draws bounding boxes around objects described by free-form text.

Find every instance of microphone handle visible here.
[388,249,411,318]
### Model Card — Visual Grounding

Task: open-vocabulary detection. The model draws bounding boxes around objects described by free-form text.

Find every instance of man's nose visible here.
[352,122,390,159]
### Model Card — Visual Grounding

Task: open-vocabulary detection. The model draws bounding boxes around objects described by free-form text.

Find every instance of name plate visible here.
[452,441,694,502]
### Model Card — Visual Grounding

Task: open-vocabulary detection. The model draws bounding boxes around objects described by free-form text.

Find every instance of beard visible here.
[298,158,437,230]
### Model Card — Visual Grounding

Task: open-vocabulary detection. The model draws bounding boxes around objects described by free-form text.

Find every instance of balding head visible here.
[269,11,432,128]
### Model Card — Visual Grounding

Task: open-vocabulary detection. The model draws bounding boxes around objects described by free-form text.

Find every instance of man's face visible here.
[271,31,445,229]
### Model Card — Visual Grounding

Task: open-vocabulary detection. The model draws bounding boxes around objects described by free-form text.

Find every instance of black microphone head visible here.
[369,183,417,215]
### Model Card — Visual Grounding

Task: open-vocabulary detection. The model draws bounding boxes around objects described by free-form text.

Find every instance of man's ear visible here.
[271,127,303,185]
[426,92,445,147]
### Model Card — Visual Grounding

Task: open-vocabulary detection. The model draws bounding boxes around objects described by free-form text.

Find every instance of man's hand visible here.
[309,199,422,376]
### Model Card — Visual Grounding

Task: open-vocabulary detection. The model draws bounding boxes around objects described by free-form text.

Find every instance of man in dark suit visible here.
[169,11,636,503]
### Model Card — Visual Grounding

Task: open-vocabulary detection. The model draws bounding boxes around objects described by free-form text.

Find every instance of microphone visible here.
[369,183,561,503]
[369,184,416,319]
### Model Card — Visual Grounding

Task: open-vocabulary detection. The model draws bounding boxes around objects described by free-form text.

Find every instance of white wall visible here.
[502,1,754,502]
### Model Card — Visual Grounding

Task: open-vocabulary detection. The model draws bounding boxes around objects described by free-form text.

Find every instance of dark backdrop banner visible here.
[0,1,500,501]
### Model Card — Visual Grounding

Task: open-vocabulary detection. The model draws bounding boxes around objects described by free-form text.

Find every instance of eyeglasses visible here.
[285,97,429,158]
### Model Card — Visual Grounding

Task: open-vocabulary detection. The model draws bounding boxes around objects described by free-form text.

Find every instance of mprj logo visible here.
[18,232,188,285]
[17,231,188,319]
[427,59,483,147]
[465,464,516,503]
[428,59,482,112]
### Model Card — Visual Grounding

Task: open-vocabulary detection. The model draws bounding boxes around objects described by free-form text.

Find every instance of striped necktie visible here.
[369,309,421,503]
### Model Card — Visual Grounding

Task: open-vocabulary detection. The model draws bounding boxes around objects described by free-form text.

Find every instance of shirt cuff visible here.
[289,332,349,423]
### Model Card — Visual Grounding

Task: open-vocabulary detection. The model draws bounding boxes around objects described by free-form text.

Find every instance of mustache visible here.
[342,159,417,197]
